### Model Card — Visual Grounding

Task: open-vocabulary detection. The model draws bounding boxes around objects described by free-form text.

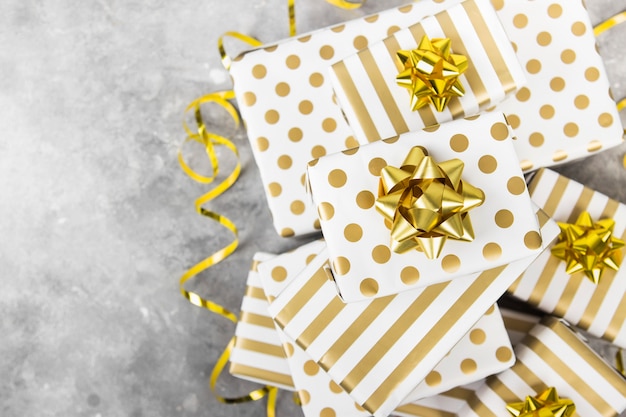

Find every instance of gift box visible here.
[492,0,623,171]
[307,112,541,302]
[228,253,295,390]
[393,382,483,417]
[229,0,465,237]
[266,208,556,417]
[329,0,525,144]
[258,241,517,416]
[456,317,626,417]
[500,307,541,347]
[508,168,626,347]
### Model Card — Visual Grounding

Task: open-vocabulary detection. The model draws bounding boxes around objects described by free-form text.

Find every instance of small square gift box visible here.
[508,168,626,347]
[257,241,518,417]
[267,208,557,417]
[329,0,525,143]
[228,252,295,390]
[306,112,541,302]
[492,0,624,171]
[456,317,626,417]
[229,0,466,237]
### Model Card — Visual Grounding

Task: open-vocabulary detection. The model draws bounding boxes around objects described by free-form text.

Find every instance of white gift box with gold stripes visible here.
[492,0,623,172]
[509,168,626,347]
[457,317,626,417]
[229,253,295,390]
[329,0,525,144]
[307,113,541,302]
[267,210,557,417]
[229,0,465,238]
[257,241,517,417]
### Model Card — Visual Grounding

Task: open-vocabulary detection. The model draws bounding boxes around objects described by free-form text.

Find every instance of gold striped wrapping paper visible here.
[509,168,626,347]
[491,0,623,172]
[229,0,464,238]
[306,113,541,302]
[457,317,626,417]
[229,253,295,390]
[266,210,556,417]
[329,0,525,144]
[257,241,518,417]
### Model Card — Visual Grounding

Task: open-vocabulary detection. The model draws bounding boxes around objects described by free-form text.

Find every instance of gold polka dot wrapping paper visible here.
[456,317,626,417]
[229,0,466,238]
[330,0,526,144]
[256,241,517,417]
[491,0,623,172]
[266,209,557,417]
[307,113,542,302]
[229,253,296,390]
[509,168,626,348]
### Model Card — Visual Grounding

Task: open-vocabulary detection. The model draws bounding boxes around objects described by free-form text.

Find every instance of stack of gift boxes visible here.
[223,0,626,415]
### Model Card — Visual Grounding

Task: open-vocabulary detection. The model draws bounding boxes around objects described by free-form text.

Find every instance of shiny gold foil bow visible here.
[506,387,575,417]
[551,211,624,284]
[396,36,468,112]
[375,146,484,259]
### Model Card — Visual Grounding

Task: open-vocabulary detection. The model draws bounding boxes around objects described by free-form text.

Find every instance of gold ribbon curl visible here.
[375,146,484,259]
[506,387,575,417]
[551,211,624,284]
[396,36,468,112]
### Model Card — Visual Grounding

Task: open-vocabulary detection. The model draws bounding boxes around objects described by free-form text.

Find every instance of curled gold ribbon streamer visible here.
[396,36,468,112]
[551,211,624,284]
[593,10,626,36]
[617,97,626,113]
[218,32,263,70]
[375,146,484,259]
[506,387,575,417]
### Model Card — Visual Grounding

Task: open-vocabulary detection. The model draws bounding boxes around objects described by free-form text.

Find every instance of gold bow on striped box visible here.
[509,168,626,348]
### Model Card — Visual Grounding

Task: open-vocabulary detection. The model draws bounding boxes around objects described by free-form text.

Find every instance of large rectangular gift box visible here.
[329,0,525,143]
[508,168,626,347]
[231,0,486,237]
[228,252,295,390]
[457,316,626,417]
[266,208,556,417]
[257,241,516,417]
[307,112,541,302]
[331,0,623,170]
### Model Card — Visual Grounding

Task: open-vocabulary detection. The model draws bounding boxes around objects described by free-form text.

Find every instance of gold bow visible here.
[396,36,468,112]
[551,211,624,284]
[375,146,484,259]
[506,387,575,417]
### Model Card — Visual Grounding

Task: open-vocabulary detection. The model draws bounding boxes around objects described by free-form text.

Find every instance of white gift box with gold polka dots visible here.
[229,0,465,238]
[456,317,626,417]
[229,252,296,390]
[492,0,623,171]
[508,168,626,348]
[307,113,541,302]
[267,210,557,417]
[329,0,526,144]
[257,241,517,416]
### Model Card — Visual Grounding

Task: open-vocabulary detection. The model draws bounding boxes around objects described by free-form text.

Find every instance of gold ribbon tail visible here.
[218,32,263,70]
[593,10,626,36]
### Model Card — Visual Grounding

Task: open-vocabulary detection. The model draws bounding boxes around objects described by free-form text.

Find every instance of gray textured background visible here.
[1,0,625,416]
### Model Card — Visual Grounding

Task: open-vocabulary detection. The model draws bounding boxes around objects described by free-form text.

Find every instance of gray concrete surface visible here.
[1,0,625,416]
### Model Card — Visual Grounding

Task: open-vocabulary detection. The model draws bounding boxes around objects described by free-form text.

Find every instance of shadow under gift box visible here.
[306,112,541,302]
[255,240,516,417]
[230,0,479,238]
[457,316,626,417]
[331,0,623,171]
[508,168,626,348]
[265,208,557,417]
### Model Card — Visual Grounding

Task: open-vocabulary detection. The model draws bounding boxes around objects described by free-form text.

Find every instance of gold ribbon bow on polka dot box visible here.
[255,240,516,417]
[508,168,626,348]
[229,252,296,391]
[229,0,466,238]
[267,211,557,417]
[456,316,626,417]
[490,0,623,172]
[307,112,541,302]
[329,0,526,144]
